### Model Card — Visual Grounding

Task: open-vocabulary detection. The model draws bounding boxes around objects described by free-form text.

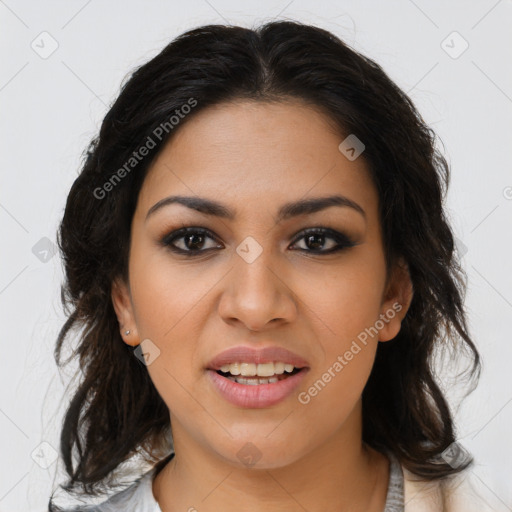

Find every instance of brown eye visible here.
[290,228,356,254]
[161,226,356,257]
[161,227,223,254]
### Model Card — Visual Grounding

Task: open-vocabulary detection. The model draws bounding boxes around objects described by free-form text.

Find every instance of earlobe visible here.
[378,259,414,342]
[111,277,139,346]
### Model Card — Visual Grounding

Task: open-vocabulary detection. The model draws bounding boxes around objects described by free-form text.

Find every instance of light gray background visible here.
[1,1,511,510]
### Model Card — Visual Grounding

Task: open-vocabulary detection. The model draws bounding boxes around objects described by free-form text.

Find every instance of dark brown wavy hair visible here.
[49,19,480,507]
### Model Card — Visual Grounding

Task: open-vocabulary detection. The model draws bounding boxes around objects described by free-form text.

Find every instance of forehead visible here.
[137,100,378,223]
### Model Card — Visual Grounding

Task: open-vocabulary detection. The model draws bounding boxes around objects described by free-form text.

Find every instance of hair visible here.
[50,19,480,507]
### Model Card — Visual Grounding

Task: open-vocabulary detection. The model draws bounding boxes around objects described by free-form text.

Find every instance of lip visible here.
[206,345,310,409]
[207,367,309,408]
[206,345,310,370]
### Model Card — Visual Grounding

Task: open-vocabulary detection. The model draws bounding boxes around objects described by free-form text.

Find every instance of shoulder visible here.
[48,468,161,512]
[49,467,162,512]
[91,467,161,512]
[403,466,505,512]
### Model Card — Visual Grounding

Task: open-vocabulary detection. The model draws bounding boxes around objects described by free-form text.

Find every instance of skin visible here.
[111,99,413,512]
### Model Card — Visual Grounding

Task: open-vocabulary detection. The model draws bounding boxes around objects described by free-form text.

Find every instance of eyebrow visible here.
[145,194,366,222]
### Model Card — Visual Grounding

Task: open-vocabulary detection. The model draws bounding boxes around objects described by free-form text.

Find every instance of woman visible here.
[49,20,490,511]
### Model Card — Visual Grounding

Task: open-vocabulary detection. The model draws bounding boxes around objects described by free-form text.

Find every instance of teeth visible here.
[227,376,280,385]
[218,362,298,377]
[274,362,285,374]
[255,362,274,377]
[240,363,257,376]
[220,362,240,375]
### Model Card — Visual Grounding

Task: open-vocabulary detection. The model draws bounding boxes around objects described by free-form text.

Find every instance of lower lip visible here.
[207,368,309,408]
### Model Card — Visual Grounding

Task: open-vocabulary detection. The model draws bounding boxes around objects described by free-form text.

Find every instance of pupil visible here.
[186,234,204,250]
[307,234,323,249]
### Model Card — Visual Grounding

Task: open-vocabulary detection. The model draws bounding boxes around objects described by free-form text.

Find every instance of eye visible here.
[161,227,223,254]
[289,228,356,254]
[161,226,356,256]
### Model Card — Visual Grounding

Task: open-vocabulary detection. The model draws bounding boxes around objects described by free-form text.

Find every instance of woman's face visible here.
[112,99,412,468]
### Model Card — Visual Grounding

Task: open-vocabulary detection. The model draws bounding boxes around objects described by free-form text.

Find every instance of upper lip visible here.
[207,345,310,370]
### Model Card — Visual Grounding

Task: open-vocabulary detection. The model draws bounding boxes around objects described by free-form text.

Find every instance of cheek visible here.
[294,256,386,346]
[127,246,214,402]
[297,294,381,435]
[128,243,210,339]
[128,276,203,430]
[294,344,376,454]
[294,258,385,410]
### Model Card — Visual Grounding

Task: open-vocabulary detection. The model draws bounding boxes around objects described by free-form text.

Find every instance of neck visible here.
[153,403,389,512]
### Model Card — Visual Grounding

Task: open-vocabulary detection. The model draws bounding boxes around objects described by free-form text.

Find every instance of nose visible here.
[218,249,298,332]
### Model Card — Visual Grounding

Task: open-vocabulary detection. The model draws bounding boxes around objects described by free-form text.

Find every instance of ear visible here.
[377,258,414,342]
[111,277,140,346]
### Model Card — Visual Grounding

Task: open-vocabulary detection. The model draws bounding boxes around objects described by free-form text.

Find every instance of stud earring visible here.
[124,329,131,336]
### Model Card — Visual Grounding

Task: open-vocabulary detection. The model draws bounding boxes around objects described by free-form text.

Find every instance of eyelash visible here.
[160,226,357,256]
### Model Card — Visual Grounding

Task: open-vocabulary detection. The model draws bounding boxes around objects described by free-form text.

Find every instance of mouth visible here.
[214,362,303,385]
[205,346,310,408]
